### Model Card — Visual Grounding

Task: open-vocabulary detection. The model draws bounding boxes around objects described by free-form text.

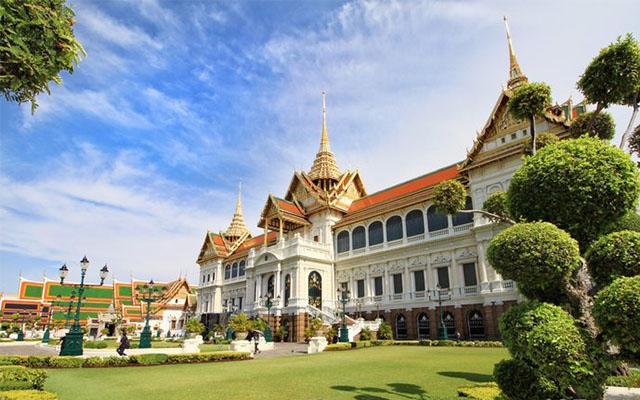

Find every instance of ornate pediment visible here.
[388,260,405,273]
[456,247,477,260]
[352,269,366,280]
[370,263,385,276]
[431,253,451,265]
[409,256,427,267]
[337,270,350,282]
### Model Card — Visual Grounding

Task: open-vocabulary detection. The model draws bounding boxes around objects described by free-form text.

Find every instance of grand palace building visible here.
[195,22,586,342]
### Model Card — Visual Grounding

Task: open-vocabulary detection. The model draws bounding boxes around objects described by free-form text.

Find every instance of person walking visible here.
[117,330,130,356]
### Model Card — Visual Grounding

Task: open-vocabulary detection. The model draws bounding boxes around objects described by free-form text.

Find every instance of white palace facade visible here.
[195,22,584,342]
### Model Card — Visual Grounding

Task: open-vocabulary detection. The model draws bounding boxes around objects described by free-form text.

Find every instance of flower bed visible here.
[0,352,251,369]
[0,390,58,400]
[327,340,503,351]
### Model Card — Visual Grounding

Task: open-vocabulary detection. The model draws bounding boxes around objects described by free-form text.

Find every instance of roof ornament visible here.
[308,91,341,188]
[503,16,527,89]
[225,182,250,240]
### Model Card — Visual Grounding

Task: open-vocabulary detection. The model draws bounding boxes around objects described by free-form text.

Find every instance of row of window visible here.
[202,272,215,284]
[336,199,473,253]
[341,263,478,298]
[394,309,485,339]
[224,260,246,280]
[223,297,243,311]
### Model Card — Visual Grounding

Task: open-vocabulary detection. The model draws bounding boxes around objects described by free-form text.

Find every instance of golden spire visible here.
[503,16,527,89]
[225,182,250,240]
[308,91,341,187]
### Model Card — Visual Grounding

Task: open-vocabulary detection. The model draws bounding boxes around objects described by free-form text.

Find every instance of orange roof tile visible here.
[347,163,460,214]
[276,198,305,217]
[233,231,278,253]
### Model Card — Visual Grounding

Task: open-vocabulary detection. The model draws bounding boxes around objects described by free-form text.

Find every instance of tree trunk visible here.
[459,209,515,225]
[529,115,536,156]
[586,103,605,137]
[619,94,639,150]
[565,259,598,339]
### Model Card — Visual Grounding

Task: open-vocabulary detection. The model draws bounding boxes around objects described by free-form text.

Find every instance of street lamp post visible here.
[262,294,280,342]
[59,257,109,356]
[41,305,53,344]
[337,287,350,343]
[137,279,164,349]
[225,303,235,340]
[436,284,448,340]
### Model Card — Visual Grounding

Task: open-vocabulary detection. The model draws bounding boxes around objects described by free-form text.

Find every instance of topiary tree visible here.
[577,33,640,150]
[432,180,514,225]
[487,222,580,303]
[508,137,640,249]
[0,0,85,113]
[585,231,640,287]
[629,124,640,157]
[569,111,616,140]
[481,191,511,222]
[494,359,561,400]
[507,82,552,155]
[524,131,559,155]
[377,322,392,340]
[606,211,640,233]
[185,318,205,335]
[593,276,640,357]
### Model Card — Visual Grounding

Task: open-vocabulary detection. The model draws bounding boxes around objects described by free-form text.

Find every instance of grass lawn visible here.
[45,346,508,400]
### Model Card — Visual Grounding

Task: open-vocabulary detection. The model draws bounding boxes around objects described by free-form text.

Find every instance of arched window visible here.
[224,265,231,280]
[267,275,274,298]
[239,260,246,276]
[452,197,474,226]
[352,226,366,249]
[386,216,403,241]
[441,311,455,338]
[395,314,408,339]
[284,274,291,306]
[427,205,448,232]
[308,272,322,308]
[468,310,485,339]
[417,313,430,340]
[337,231,350,253]
[405,210,425,237]
[368,221,383,246]
[231,262,238,278]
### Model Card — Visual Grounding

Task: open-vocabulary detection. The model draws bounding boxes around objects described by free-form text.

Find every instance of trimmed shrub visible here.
[493,359,560,400]
[568,111,616,140]
[524,131,559,155]
[377,322,392,340]
[499,301,606,399]
[432,180,466,215]
[130,354,169,366]
[47,357,83,369]
[606,211,640,233]
[82,356,130,368]
[83,340,108,349]
[482,191,510,221]
[359,328,372,341]
[165,352,250,364]
[507,137,640,249]
[586,230,640,286]
[0,366,46,391]
[593,276,640,355]
[0,390,58,400]
[487,222,580,301]
[456,382,502,400]
[606,370,640,388]
[325,343,351,351]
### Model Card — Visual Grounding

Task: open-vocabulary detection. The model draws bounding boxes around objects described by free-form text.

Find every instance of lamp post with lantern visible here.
[136,279,165,349]
[59,257,109,356]
[262,294,280,342]
[436,284,448,341]
[337,287,350,343]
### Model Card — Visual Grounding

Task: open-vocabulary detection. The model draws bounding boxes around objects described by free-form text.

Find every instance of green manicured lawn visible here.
[45,346,507,400]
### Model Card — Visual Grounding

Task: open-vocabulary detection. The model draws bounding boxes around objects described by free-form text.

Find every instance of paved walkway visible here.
[253,342,309,358]
[0,343,58,356]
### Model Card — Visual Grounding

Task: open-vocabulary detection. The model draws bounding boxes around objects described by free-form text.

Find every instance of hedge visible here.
[326,340,503,351]
[0,367,46,391]
[0,390,58,400]
[606,370,640,388]
[0,352,251,369]
[456,383,502,400]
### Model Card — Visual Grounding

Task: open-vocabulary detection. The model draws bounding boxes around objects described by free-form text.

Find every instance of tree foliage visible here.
[432,179,466,215]
[499,302,606,399]
[185,318,205,335]
[487,222,580,301]
[0,0,85,112]
[524,131,559,155]
[577,33,640,110]
[508,137,640,249]
[606,211,640,234]
[482,191,510,221]
[629,124,640,157]
[593,276,640,356]
[494,359,561,400]
[508,82,552,155]
[586,230,640,287]
[569,111,616,140]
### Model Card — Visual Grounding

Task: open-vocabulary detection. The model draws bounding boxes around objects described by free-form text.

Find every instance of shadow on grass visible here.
[437,371,492,382]
[331,383,428,399]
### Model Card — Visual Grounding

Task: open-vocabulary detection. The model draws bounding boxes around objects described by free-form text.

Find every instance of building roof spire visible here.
[225,182,250,240]
[308,91,341,184]
[503,16,527,89]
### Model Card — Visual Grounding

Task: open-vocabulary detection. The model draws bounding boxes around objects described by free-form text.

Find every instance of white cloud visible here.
[0,144,232,283]
[79,7,162,51]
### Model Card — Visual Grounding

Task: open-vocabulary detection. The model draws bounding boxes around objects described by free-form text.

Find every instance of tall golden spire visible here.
[503,16,527,89]
[225,182,250,240]
[308,91,341,188]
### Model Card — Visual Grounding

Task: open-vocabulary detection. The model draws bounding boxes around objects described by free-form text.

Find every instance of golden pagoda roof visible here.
[308,92,341,182]
[224,184,250,239]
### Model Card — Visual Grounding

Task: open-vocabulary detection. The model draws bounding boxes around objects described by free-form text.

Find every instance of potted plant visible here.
[274,326,285,342]
[309,317,324,337]
[185,318,205,338]
[228,313,252,340]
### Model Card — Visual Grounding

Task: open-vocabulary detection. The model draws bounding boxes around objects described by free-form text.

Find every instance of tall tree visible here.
[578,34,640,150]
[507,82,552,155]
[0,0,85,113]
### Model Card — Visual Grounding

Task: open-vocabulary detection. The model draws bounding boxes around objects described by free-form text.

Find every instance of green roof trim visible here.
[118,286,132,297]
[24,285,43,298]
[48,284,113,299]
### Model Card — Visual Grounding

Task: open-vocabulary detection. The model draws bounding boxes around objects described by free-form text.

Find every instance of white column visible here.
[275,262,282,303]
[477,241,488,284]
[383,265,389,302]
[404,261,410,299]
[365,271,371,299]
[255,274,262,304]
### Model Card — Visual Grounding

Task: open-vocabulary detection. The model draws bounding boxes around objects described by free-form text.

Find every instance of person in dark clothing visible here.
[117,330,130,356]
[251,331,261,355]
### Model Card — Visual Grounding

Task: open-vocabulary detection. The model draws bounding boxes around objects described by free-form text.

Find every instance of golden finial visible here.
[225,182,250,240]
[503,16,527,89]
[308,91,341,184]
[321,91,329,149]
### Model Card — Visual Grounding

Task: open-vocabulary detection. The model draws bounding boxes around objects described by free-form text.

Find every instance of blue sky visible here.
[1,0,639,293]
